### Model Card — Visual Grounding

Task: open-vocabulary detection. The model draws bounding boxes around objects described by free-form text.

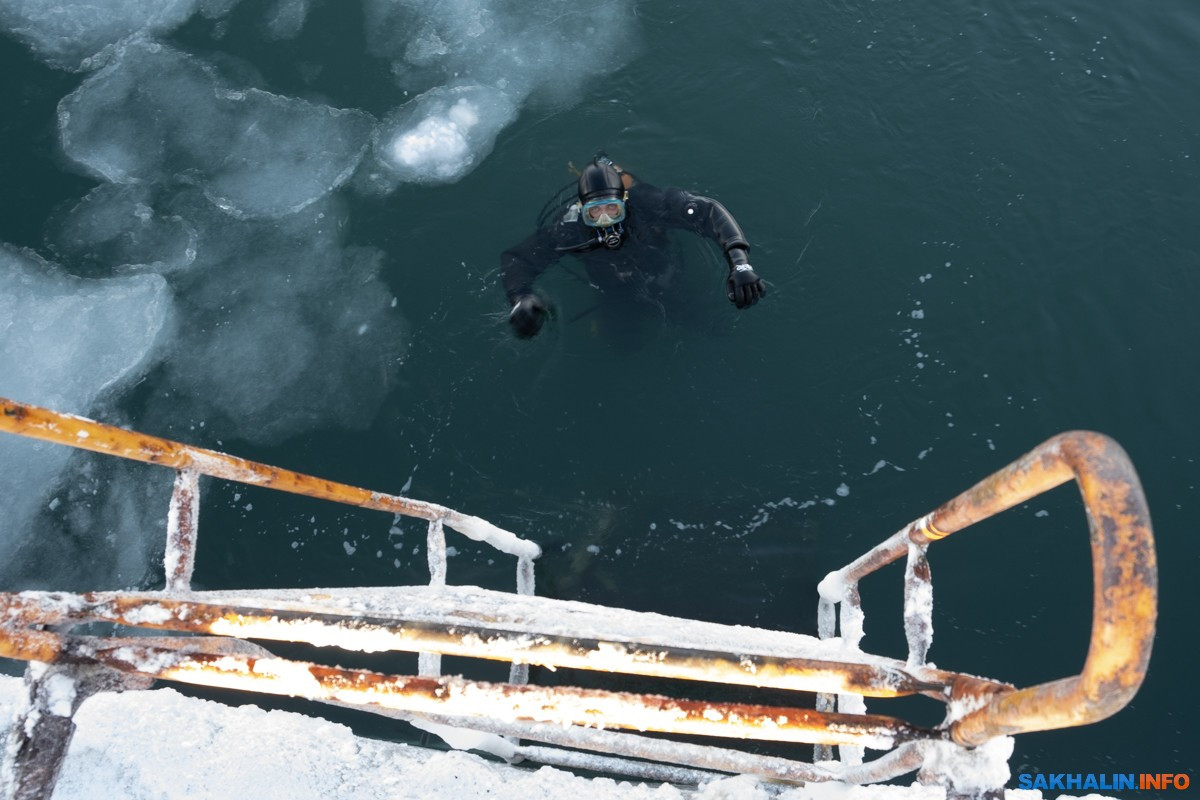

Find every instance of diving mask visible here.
[581,197,627,228]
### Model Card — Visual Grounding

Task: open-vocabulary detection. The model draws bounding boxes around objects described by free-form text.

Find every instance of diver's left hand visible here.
[727,264,766,309]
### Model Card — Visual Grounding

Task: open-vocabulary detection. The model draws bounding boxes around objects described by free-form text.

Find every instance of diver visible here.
[502,155,766,339]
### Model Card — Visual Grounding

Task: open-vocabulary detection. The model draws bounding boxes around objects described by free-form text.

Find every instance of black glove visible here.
[727,263,766,309]
[508,294,548,339]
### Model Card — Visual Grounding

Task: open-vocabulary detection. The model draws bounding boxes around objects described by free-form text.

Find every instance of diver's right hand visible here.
[508,295,548,339]
[727,263,766,309]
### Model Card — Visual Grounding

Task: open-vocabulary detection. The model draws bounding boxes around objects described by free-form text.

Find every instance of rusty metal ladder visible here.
[0,397,1157,800]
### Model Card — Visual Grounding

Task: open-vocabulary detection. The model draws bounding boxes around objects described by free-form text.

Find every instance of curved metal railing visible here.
[0,398,1158,800]
[0,397,540,566]
[816,430,1157,750]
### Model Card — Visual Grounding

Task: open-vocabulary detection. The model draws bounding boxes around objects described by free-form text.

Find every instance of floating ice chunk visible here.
[59,41,375,218]
[136,193,407,446]
[363,0,633,100]
[364,0,489,70]
[46,184,197,276]
[0,0,201,71]
[0,243,171,420]
[371,85,517,186]
[355,0,635,190]
[262,0,311,40]
[0,243,171,586]
[405,31,452,65]
[393,98,478,167]
[196,0,242,18]
[202,89,374,217]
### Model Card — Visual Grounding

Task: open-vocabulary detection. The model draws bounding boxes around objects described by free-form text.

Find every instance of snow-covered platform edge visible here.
[0,676,1108,800]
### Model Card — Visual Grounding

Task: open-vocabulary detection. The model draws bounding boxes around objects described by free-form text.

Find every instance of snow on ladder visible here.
[0,398,1156,800]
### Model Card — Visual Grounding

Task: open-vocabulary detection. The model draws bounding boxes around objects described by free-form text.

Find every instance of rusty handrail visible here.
[819,431,1157,746]
[0,632,938,751]
[0,396,1158,797]
[0,587,1004,699]
[0,397,538,559]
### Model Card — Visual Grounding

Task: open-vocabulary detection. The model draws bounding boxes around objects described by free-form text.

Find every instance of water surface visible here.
[1,0,1196,787]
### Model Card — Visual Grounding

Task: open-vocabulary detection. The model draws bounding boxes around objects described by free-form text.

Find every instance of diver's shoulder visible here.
[626,180,666,201]
[547,207,591,238]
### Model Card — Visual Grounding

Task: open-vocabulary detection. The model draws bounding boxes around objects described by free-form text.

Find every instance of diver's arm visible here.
[500,228,558,303]
[658,187,751,267]
[501,228,561,338]
[653,186,765,309]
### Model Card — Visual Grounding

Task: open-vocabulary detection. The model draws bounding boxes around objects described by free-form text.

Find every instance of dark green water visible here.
[1,0,1197,791]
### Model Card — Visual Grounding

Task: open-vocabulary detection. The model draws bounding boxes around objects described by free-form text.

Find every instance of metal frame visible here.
[816,431,1156,747]
[0,398,1157,800]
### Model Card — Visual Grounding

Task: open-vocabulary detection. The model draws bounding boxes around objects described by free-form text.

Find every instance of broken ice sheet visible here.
[0,242,172,586]
[0,0,202,71]
[138,192,408,446]
[46,183,197,277]
[360,84,518,191]
[355,0,636,191]
[261,0,312,40]
[58,40,374,219]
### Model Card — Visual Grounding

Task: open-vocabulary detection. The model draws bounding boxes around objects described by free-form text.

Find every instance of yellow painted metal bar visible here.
[0,590,982,699]
[821,432,1157,745]
[69,638,937,749]
[949,433,1156,744]
[0,396,538,559]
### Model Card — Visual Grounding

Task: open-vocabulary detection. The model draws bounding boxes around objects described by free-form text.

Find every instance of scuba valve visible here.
[598,223,624,249]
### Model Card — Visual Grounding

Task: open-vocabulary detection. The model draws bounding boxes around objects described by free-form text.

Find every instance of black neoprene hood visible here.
[578,161,623,204]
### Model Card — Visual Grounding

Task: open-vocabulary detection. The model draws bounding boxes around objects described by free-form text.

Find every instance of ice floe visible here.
[0,243,172,585]
[58,41,374,219]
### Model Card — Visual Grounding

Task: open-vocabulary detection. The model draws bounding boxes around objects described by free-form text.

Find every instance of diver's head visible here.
[578,159,627,228]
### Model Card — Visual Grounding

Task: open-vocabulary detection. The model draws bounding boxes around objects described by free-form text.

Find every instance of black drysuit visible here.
[501,179,752,305]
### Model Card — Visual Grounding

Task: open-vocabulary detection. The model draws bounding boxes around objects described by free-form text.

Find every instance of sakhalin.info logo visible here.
[1016,773,1190,791]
